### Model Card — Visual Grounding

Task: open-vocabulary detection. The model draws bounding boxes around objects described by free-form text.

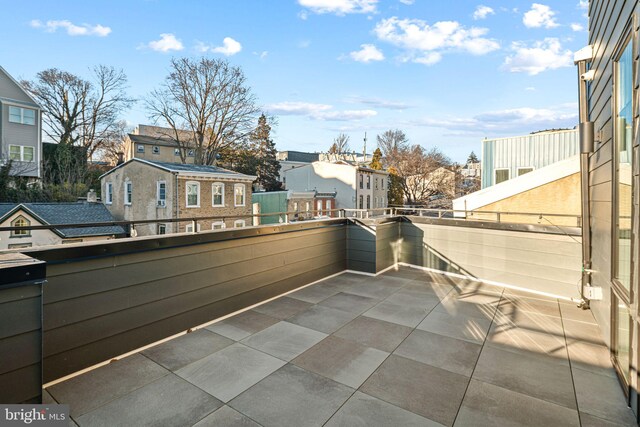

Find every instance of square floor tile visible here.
[563,319,606,346]
[434,298,498,321]
[47,353,169,417]
[573,368,638,425]
[142,329,234,371]
[493,308,564,336]
[288,284,340,304]
[241,321,327,361]
[363,300,432,328]
[325,391,439,427]
[318,292,380,314]
[498,295,561,318]
[252,297,313,320]
[455,379,579,427]
[287,305,358,334]
[334,316,412,352]
[75,374,222,427]
[486,322,567,359]
[342,280,403,299]
[230,364,354,427]
[397,281,452,300]
[361,355,469,426]
[384,291,442,309]
[175,343,285,402]
[394,329,481,377]
[566,339,617,378]
[205,310,280,341]
[193,405,260,427]
[559,304,598,324]
[417,310,492,344]
[292,335,388,388]
[473,345,576,409]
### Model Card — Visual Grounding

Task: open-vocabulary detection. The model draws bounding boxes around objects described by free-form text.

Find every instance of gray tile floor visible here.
[45,268,637,426]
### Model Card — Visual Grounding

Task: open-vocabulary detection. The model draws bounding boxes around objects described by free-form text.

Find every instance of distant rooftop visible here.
[277,151,320,163]
[0,202,125,238]
[100,158,256,181]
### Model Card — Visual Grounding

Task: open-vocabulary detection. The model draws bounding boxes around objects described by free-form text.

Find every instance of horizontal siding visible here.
[400,222,582,298]
[33,224,347,382]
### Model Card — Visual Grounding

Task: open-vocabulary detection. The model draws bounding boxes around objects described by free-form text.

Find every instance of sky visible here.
[0,0,589,162]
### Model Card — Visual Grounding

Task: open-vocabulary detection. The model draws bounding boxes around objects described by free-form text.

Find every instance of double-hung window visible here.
[157,181,166,207]
[10,216,30,237]
[212,182,224,206]
[186,181,200,207]
[234,219,245,228]
[124,181,132,205]
[8,106,35,125]
[105,182,113,204]
[9,145,34,162]
[234,184,245,206]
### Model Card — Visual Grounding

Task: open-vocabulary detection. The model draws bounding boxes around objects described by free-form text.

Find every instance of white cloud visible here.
[265,101,377,121]
[570,23,584,31]
[198,37,242,56]
[344,96,413,110]
[503,38,572,75]
[473,5,495,20]
[374,17,499,65]
[399,0,415,4]
[523,3,559,28]
[578,0,588,9]
[30,19,111,37]
[349,44,384,62]
[410,103,577,134]
[298,0,377,15]
[146,33,184,52]
[525,86,536,91]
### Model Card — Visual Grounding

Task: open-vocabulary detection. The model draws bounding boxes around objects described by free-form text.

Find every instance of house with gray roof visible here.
[0,201,125,249]
[100,158,256,236]
[125,124,197,164]
[0,66,42,180]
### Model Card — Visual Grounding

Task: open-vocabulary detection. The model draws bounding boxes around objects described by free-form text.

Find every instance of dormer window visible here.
[10,216,30,237]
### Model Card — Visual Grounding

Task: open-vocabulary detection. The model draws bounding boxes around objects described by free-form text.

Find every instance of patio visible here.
[44,267,636,426]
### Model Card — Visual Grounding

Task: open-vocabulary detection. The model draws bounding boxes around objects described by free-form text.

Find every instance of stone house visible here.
[100,158,256,236]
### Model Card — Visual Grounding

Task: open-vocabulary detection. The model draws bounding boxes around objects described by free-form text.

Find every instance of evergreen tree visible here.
[251,114,282,191]
[387,166,405,206]
[370,148,383,170]
[467,151,479,164]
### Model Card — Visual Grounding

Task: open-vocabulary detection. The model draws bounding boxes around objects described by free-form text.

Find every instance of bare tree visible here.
[394,146,452,204]
[145,57,260,165]
[94,120,130,165]
[328,133,351,155]
[376,129,408,164]
[22,66,134,159]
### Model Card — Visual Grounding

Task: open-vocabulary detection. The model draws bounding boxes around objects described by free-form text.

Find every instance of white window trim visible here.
[137,145,145,153]
[494,168,510,184]
[186,181,200,208]
[8,145,34,162]
[8,106,35,125]
[124,181,132,206]
[158,223,167,235]
[157,181,167,207]
[234,219,246,228]
[234,183,246,207]
[212,182,225,207]
[212,221,226,230]
[516,166,535,176]
[152,146,160,154]
[105,182,113,205]
[185,223,201,233]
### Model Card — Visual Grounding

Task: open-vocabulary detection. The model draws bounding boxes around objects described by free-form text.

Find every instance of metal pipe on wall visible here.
[576,55,595,308]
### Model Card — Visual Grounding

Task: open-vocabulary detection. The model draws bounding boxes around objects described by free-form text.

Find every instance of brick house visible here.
[100,159,256,236]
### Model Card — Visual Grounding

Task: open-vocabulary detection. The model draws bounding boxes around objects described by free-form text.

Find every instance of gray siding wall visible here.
[0,285,42,403]
[588,0,639,346]
[28,222,346,382]
[347,223,376,274]
[0,101,40,177]
[400,221,582,299]
[481,130,579,188]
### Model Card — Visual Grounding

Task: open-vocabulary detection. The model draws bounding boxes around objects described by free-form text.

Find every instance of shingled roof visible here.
[0,202,126,238]
[100,158,256,181]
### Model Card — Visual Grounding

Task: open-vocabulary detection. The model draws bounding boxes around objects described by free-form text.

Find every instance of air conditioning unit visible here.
[157,200,166,207]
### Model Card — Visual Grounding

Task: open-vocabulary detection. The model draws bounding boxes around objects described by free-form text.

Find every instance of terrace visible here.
[1,214,635,426]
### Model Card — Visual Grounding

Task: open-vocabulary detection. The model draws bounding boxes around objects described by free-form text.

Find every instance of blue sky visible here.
[0,0,588,162]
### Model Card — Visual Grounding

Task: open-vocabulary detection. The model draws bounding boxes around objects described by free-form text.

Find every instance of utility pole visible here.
[363,132,367,164]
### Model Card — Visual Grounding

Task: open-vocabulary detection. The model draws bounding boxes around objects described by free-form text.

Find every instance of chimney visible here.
[87,189,97,203]
[116,152,125,165]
